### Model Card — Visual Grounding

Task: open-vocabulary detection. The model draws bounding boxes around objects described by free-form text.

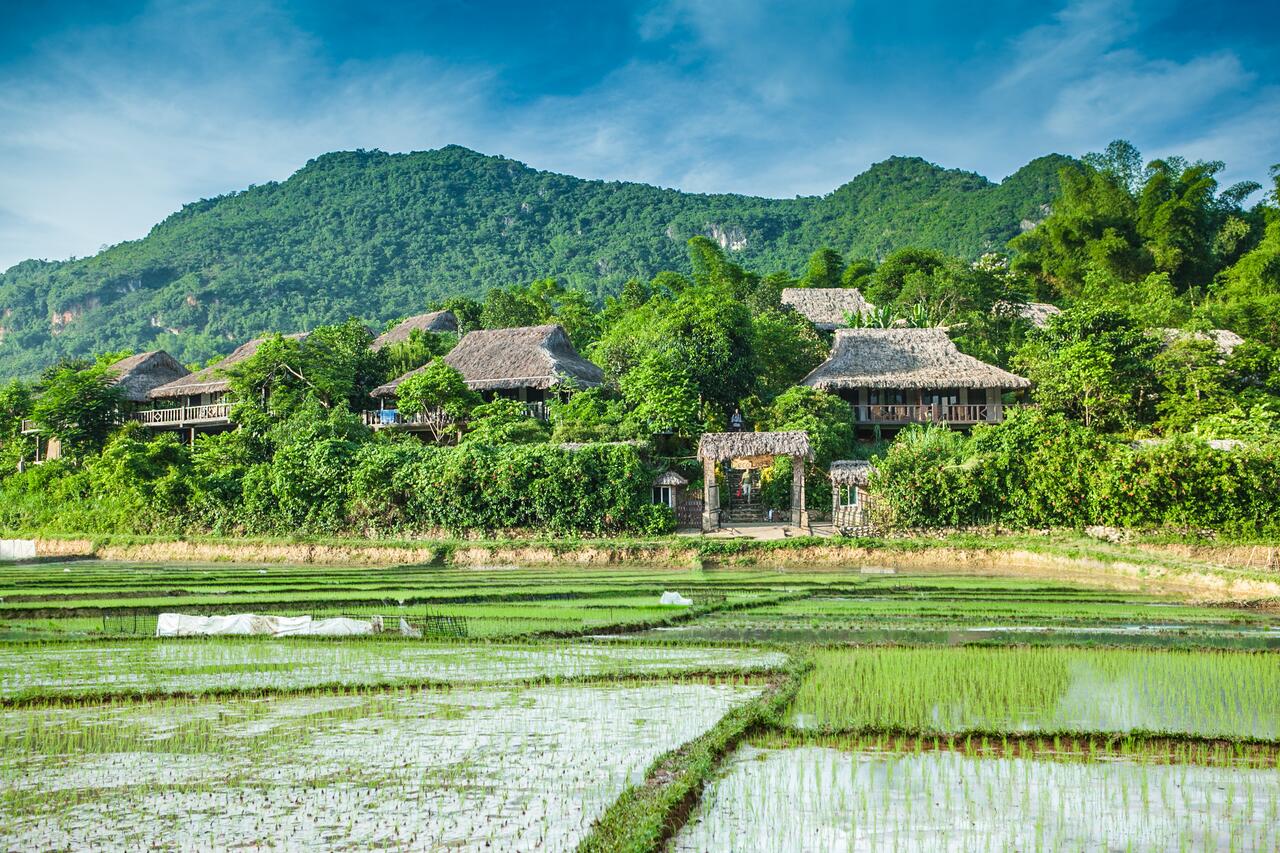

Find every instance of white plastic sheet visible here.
[659,591,693,606]
[156,613,373,637]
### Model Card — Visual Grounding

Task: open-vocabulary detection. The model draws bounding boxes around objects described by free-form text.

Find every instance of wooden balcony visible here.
[133,403,232,428]
[364,401,549,430]
[853,403,997,425]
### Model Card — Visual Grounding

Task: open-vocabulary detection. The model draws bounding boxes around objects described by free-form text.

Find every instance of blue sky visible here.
[1,0,1277,270]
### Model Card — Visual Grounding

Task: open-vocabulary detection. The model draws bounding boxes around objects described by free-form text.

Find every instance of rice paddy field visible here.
[3,556,1279,851]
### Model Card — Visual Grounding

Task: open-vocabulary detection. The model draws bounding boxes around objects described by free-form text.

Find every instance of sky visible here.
[1,0,1277,271]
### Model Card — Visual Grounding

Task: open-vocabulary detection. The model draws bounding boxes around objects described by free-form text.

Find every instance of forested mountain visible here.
[0,146,1068,377]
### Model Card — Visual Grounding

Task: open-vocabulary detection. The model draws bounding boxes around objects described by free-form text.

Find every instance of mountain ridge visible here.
[0,145,1071,377]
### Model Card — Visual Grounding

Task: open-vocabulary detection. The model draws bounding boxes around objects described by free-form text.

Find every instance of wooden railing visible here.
[853,403,993,424]
[365,400,549,428]
[133,403,232,427]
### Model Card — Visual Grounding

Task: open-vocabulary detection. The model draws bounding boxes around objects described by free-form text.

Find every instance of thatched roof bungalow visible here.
[371,324,603,418]
[801,328,1029,426]
[781,288,875,331]
[371,310,459,351]
[829,460,876,531]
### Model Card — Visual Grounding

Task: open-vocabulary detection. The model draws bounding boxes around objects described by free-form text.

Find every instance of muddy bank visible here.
[30,536,1280,604]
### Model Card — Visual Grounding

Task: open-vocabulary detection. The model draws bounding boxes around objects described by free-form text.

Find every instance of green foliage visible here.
[382,329,457,380]
[393,358,480,442]
[1012,140,1264,304]
[0,147,1064,379]
[226,320,382,432]
[548,388,634,444]
[758,386,857,511]
[462,399,551,445]
[30,363,124,458]
[1016,306,1161,430]
[800,247,845,288]
[870,409,1280,536]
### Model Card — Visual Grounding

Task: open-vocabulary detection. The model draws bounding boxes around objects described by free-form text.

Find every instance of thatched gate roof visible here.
[781,288,875,330]
[697,431,812,461]
[802,328,1030,390]
[147,333,306,399]
[373,324,603,397]
[104,351,190,402]
[371,310,459,351]
[828,460,874,486]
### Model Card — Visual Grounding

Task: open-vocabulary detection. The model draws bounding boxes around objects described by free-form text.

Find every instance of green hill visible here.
[0,146,1070,377]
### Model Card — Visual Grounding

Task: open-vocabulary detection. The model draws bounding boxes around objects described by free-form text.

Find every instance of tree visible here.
[800,247,844,288]
[1016,307,1161,430]
[462,398,550,445]
[227,320,381,431]
[619,351,702,438]
[382,329,457,380]
[30,364,124,459]
[393,358,481,443]
[749,308,828,403]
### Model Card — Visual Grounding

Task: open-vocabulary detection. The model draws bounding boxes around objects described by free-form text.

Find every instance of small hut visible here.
[1158,328,1244,358]
[801,328,1030,428]
[372,324,602,420]
[829,460,874,530]
[696,431,813,531]
[993,300,1062,329]
[371,310,459,351]
[781,288,875,331]
[105,351,190,402]
[651,469,688,509]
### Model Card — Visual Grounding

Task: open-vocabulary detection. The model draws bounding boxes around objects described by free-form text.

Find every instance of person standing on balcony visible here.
[729,408,744,432]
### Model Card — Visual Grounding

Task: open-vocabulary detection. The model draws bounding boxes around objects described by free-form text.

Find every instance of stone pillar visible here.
[790,456,809,530]
[701,456,720,532]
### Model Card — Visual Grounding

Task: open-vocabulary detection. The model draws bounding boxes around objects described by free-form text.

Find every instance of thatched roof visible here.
[802,328,1031,390]
[371,310,459,351]
[697,431,812,461]
[781,288,875,330]
[1158,328,1244,357]
[373,324,603,397]
[994,300,1062,328]
[652,470,689,487]
[828,460,874,486]
[147,333,306,399]
[104,351,189,402]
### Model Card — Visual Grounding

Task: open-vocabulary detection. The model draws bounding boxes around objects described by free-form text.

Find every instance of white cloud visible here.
[0,0,1276,271]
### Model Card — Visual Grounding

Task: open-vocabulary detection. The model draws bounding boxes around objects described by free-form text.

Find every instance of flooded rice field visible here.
[2,557,1277,850]
[789,646,1280,739]
[675,741,1280,852]
[1,682,760,850]
[0,639,786,700]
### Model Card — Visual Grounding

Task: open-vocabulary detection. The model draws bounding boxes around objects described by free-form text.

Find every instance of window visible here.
[868,389,908,405]
[652,486,674,508]
[838,485,859,507]
[924,388,960,407]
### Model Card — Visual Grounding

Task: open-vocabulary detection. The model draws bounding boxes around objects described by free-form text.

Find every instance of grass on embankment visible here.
[577,659,810,853]
[11,529,1280,603]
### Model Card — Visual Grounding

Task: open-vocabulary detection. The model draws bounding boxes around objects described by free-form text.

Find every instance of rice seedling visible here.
[0,681,761,850]
[789,646,1280,739]
[674,737,1280,852]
